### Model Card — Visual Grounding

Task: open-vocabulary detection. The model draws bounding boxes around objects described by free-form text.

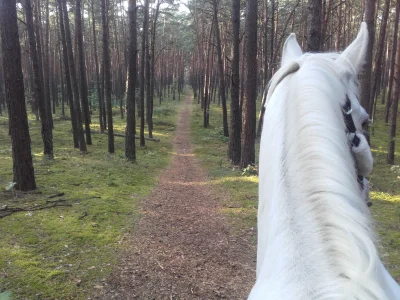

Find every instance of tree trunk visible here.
[387,36,400,164]
[213,0,229,137]
[91,1,105,133]
[102,0,114,153]
[57,0,79,148]
[76,0,92,145]
[240,0,258,168]
[61,0,87,152]
[0,0,36,191]
[370,0,391,120]
[146,14,152,138]
[44,0,53,129]
[228,0,241,165]
[24,0,54,159]
[385,0,400,123]
[0,50,5,115]
[149,0,161,138]
[140,0,149,146]
[360,0,376,115]
[307,0,322,51]
[125,0,137,161]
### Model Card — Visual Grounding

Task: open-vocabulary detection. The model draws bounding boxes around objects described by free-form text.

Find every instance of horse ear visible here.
[336,22,368,73]
[281,33,302,67]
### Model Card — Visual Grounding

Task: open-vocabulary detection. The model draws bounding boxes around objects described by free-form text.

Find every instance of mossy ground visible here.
[0,94,182,299]
[190,95,400,282]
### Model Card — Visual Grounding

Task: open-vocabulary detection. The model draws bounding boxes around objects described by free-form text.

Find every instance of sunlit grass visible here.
[0,94,182,299]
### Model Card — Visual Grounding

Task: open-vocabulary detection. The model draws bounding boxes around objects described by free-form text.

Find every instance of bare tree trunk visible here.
[24,0,54,159]
[0,0,36,191]
[387,36,400,164]
[149,0,161,138]
[213,0,229,137]
[91,1,105,133]
[241,0,258,168]
[76,0,92,145]
[371,0,391,120]
[307,0,322,51]
[61,0,87,152]
[125,0,137,161]
[102,0,114,153]
[360,0,376,115]
[228,0,241,165]
[385,0,400,123]
[57,0,79,148]
[140,0,149,146]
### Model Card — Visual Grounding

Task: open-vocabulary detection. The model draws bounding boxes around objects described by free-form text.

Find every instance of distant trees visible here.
[188,0,400,165]
[1,0,400,173]
[0,0,36,191]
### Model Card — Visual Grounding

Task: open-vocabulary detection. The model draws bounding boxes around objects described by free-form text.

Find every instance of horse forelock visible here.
[254,53,391,300]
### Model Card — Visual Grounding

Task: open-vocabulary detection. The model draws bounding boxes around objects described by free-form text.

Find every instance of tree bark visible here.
[125,0,137,161]
[307,0,322,52]
[385,0,400,123]
[24,0,54,159]
[57,0,79,148]
[91,1,105,133]
[140,0,149,146]
[102,0,114,153]
[76,0,92,145]
[240,0,258,168]
[360,0,376,115]
[61,0,87,152]
[0,0,36,191]
[387,35,400,164]
[228,0,241,165]
[371,0,391,119]
[213,0,229,137]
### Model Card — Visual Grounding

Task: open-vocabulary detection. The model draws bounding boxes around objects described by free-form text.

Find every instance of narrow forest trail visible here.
[95,94,256,299]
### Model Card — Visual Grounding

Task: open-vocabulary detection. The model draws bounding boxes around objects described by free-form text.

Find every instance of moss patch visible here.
[190,96,400,282]
[0,95,182,299]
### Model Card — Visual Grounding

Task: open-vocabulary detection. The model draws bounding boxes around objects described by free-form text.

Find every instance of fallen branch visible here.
[90,130,160,142]
[48,192,65,199]
[0,200,72,219]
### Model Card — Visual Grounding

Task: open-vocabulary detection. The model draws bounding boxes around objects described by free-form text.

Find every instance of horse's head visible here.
[274,23,374,179]
[281,23,370,133]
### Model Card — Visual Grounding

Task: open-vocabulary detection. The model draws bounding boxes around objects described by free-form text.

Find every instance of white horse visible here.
[249,23,400,300]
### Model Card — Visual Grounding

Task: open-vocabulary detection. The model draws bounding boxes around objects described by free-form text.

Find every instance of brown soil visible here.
[94,94,256,299]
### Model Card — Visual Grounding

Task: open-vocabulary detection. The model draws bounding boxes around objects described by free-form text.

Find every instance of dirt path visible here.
[95,94,256,299]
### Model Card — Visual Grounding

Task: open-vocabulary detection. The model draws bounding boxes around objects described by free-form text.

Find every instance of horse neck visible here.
[257,64,388,300]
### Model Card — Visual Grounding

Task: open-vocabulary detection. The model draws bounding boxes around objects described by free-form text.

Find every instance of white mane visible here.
[249,25,399,300]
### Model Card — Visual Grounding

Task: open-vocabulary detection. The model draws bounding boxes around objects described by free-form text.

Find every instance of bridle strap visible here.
[343,96,371,206]
[343,96,356,134]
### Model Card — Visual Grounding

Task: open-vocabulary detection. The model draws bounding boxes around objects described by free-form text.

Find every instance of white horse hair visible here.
[249,23,400,300]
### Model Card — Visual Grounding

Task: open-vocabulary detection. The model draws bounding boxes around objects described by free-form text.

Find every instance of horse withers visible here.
[249,23,400,300]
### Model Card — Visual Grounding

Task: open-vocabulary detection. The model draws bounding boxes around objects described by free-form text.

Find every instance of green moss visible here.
[190,96,400,282]
[0,94,182,299]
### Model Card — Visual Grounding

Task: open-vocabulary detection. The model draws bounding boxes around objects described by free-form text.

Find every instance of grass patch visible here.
[190,95,400,282]
[0,94,182,299]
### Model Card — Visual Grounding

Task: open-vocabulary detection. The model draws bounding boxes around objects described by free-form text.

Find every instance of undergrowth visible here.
[190,95,400,282]
[0,94,182,299]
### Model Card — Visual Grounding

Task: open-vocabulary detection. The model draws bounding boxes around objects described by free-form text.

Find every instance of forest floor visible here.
[94,94,256,299]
